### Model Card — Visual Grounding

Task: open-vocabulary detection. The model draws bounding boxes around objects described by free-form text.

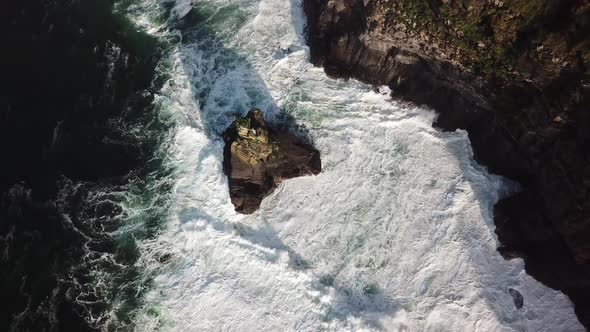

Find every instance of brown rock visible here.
[222,109,321,213]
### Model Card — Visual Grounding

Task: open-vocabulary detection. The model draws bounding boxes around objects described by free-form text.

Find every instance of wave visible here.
[0,0,173,330]
[121,0,584,331]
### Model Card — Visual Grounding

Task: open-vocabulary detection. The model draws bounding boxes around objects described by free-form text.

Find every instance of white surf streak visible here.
[127,0,585,331]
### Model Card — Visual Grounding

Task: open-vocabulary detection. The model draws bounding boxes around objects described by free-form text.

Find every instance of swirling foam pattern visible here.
[123,0,584,330]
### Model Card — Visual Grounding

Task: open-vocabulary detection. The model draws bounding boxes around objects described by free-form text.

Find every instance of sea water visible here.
[112,0,584,330]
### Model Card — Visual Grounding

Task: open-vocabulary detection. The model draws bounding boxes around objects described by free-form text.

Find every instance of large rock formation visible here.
[304,0,590,327]
[223,109,321,213]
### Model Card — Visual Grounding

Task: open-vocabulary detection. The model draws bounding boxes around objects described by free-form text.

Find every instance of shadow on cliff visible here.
[440,105,586,327]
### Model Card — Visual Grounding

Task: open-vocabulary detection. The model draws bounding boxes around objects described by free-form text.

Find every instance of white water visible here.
[124,0,584,331]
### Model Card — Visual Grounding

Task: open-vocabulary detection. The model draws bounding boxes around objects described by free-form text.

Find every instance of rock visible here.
[509,288,524,310]
[222,109,321,213]
[304,0,590,327]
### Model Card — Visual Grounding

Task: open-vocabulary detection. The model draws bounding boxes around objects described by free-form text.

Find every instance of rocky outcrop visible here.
[304,0,590,327]
[223,109,321,213]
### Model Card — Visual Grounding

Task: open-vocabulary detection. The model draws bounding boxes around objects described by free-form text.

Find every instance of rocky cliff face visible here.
[223,109,321,213]
[304,0,590,327]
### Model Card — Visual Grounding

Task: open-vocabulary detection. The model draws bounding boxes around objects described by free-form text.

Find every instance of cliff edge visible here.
[304,0,590,326]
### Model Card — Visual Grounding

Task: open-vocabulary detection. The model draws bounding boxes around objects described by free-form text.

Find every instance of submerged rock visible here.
[509,288,524,310]
[222,109,321,213]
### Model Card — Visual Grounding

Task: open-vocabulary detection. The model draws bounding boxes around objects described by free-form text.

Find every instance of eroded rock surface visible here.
[304,0,589,327]
[223,109,321,213]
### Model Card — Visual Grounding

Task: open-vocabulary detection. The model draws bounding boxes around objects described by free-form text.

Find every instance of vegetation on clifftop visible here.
[375,0,589,81]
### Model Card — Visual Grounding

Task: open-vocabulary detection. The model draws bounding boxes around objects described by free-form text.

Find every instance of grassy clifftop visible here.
[372,0,589,81]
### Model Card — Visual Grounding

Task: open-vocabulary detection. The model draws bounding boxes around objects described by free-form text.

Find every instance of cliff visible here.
[304,0,590,327]
[0,0,163,329]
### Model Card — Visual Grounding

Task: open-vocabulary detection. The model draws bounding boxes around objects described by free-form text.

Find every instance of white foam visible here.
[127,0,585,331]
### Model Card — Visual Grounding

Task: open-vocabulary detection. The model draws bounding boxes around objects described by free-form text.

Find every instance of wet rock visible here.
[222,109,321,214]
[304,0,590,327]
[509,288,524,310]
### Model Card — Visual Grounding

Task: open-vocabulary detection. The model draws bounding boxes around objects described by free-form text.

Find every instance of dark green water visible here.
[0,0,174,330]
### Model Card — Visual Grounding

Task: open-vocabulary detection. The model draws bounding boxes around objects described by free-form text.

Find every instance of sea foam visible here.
[127,0,584,331]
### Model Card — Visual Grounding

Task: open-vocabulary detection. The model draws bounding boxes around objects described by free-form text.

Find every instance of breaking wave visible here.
[112,0,584,331]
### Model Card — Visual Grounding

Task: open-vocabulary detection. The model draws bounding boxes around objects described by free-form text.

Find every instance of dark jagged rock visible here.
[509,288,524,310]
[222,109,321,213]
[304,0,589,327]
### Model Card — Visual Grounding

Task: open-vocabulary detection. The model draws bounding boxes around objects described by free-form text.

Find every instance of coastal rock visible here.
[304,0,590,326]
[222,109,321,213]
